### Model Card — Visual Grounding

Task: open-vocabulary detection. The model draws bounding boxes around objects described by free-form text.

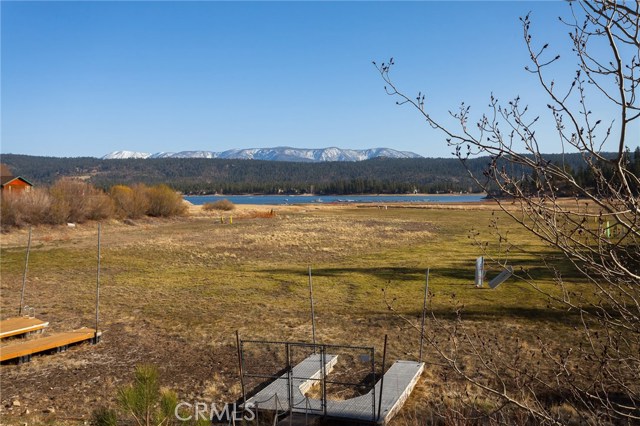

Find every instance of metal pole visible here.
[286,343,293,422]
[95,223,101,340]
[419,268,429,362]
[377,334,388,422]
[19,227,32,316]
[321,346,327,416]
[371,347,376,422]
[308,265,317,353]
[235,330,246,409]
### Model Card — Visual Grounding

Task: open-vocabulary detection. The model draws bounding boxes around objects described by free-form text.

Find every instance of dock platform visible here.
[0,317,49,339]
[0,327,100,363]
[326,360,424,424]
[246,353,339,412]
[245,354,424,424]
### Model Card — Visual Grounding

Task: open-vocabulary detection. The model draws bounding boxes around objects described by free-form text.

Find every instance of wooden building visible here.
[1,176,33,194]
[0,164,33,194]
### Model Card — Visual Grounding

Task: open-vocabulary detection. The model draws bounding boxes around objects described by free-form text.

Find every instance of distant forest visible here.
[1,151,636,195]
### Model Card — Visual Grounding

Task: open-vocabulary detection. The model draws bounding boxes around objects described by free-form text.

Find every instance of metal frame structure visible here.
[238,338,380,423]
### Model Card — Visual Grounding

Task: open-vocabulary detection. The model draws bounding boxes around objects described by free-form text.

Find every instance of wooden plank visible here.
[0,327,99,362]
[0,317,49,339]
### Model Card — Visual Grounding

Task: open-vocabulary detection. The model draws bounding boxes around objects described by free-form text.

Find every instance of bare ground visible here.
[0,203,445,425]
[0,200,586,425]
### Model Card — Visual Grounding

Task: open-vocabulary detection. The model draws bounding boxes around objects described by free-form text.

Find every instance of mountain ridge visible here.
[102,147,423,162]
[2,152,617,195]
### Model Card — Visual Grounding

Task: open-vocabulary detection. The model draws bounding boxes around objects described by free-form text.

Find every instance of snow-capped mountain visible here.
[102,147,422,162]
[150,151,216,159]
[102,150,152,159]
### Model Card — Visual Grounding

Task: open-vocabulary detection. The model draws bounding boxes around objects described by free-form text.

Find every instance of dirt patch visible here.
[0,321,239,424]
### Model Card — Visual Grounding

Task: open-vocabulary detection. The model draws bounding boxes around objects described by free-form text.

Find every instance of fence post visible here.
[419,268,429,362]
[377,335,388,422]
[236,331,246,410]
[18,227,32,316]
[94,223,101,342]
[308,265,317,353]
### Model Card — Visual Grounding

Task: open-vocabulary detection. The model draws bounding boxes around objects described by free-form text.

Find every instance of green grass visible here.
[0,205,603,424]
[0,206,584,333]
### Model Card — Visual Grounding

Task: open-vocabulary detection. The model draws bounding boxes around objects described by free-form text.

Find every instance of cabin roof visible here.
[0,176,34,187]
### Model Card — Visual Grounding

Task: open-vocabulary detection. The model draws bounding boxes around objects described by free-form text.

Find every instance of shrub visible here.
[109,185,133,219]
[48,178,113,224]
[130,183,151,218]
[92,364,208,426]
[90,407,117,426]
[1,193,21,228]
[145,184,187,217]
[85,191,114,221]
[202,199,236,211]
[110,184,148,219]
[1,188,53,228]
[16,188,52,224]
[2,180,188,229]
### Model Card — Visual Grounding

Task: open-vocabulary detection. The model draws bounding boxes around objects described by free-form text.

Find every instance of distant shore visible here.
[183,193,488,206]
[185,192,486,197]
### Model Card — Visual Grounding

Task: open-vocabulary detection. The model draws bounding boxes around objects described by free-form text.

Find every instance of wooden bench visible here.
[0,317,49,339]
[0,327,100,363]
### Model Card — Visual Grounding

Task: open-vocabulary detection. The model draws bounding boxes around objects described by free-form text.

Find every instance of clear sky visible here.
[0,1,629,158]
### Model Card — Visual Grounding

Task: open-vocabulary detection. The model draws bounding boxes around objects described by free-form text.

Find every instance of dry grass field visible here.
[0,201,595,425]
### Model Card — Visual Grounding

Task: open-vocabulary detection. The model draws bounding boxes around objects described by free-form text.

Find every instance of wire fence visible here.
[239,340,378,422]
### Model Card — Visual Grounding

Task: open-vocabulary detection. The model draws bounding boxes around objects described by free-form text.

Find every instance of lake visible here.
[185,194,487,205]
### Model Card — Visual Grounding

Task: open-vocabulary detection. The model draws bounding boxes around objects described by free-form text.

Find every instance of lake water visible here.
[185,194,486,205]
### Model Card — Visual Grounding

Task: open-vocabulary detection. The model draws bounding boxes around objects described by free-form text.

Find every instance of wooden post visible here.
[419,269,429,363]
[308,265,317,352]
[377,334,388,422]
[95,223,101,342]
[19,227,32,316]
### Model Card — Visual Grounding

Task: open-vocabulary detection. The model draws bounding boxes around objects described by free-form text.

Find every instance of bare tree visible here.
[377,1,639,423]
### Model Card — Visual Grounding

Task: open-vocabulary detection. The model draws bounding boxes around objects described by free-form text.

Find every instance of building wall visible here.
[2,180,32,194]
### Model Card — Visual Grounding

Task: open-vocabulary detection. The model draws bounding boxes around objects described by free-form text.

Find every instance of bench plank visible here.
[0,327,98,362]
[0,317,49,339]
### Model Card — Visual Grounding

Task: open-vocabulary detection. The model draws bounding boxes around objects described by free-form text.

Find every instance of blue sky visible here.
[0,1,627,158]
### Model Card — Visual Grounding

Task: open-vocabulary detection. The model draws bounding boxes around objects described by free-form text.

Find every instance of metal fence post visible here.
[18,227,32,316]
[419,268,429,362]
[377,335,388,422]
[236,331,246,409]
[286,342,292,418]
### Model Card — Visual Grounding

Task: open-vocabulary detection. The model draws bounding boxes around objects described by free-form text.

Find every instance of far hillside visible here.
[0,152,627,195]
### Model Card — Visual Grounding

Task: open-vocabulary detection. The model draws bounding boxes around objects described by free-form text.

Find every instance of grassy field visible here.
[0,202,595,424]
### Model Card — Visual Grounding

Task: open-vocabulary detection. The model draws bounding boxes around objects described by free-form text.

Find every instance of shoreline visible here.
[184,192,487,198]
